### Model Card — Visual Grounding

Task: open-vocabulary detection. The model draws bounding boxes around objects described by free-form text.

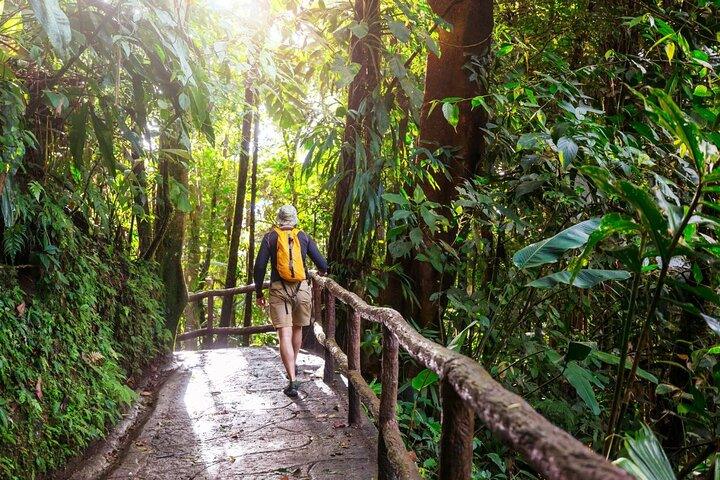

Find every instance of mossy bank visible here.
[0,241,170,479]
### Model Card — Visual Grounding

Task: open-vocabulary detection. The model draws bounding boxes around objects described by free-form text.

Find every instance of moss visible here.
[0,239,170,479]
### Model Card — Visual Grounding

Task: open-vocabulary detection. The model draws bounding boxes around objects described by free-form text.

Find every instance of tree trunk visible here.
[327,0,381,282]
[154,124,189,336]
[218,80,256,346]
[242,111,260,346]
[399,0,493,328]
[133,158,152,256]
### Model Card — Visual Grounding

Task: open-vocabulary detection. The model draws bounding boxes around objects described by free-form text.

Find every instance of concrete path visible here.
[104,348,377,480]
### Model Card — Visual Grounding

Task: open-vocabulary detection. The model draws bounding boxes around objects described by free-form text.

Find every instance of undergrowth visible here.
[0,240,170,479]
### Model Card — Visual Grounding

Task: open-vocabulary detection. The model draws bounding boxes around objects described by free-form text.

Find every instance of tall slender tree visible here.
[218,79,257,346]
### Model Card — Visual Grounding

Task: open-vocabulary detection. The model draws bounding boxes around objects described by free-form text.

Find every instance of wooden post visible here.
[323,291,336,384]
[378,326,399,480]
[439,377,475,480]
[242,291,252,347]
[205,294,214,349]
[348,310,362,425]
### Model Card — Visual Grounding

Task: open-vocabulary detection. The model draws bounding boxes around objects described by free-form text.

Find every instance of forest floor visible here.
[97,348,377,480]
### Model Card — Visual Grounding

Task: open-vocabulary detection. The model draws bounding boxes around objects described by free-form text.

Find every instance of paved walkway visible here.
[105,348,377,480]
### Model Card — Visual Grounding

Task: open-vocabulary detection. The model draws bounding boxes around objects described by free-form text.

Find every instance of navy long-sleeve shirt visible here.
[253,229,329,297]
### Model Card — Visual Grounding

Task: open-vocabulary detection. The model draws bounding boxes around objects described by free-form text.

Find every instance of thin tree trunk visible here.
[218,80,256,347]
[133,158,152,256]
[242,111,260,346]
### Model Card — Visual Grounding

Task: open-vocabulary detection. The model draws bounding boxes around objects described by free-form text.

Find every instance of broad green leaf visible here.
[591,350,658,383]
[388,21,410,43]
[529,269,631,289]
[382,192,408,206]
[349,21,368,38]
[614,425,676,480]
[44,90,68,113]
[411,369,439,391]
[28,0,72,59]
[565,341,592,362]
[513,218,601,269]
[647,88,704,172]
[563,362,601,415]
[496,44,513,56]
[441,101,460,128]
[693,85,711,97]
[90,109,116,175]
[618,181,669,258]
[68,105,88,169]
[571,213,640,279]
[557,136,578,167]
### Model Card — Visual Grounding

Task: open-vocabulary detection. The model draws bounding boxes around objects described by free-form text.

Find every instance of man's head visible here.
[276,205,298,229]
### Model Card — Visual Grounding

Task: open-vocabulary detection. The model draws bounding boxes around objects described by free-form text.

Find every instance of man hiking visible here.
[253,205,329,397]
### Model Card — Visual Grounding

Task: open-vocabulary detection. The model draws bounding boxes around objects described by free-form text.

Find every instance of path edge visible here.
[49,355,179,480]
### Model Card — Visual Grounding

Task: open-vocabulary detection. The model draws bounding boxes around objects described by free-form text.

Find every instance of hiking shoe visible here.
[283,381,298,398]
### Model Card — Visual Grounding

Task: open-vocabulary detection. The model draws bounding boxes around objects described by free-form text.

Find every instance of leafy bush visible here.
[0,240,169,479]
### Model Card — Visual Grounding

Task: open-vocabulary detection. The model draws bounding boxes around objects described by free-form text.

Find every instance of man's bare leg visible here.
[292,326,303,362]
[277,326,296,381]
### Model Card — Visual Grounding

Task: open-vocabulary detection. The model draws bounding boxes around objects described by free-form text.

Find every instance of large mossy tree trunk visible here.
[154,124,189,337]
[218,80,256,347]
[327,0,380,284]
[398,0,493,328]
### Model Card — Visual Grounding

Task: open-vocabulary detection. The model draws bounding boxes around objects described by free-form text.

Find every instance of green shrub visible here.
[0,239,169,479]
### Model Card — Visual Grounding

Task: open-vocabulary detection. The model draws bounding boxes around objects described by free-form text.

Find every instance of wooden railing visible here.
[179,274,633,480]
[176,282,273,345]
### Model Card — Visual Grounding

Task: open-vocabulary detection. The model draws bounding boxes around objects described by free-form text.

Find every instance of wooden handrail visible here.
[180,274,632,480]
[310,273,633,480]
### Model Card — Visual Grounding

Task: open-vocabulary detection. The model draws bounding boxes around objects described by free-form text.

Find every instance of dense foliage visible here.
[0,239,168,478]
[1,0,719,478]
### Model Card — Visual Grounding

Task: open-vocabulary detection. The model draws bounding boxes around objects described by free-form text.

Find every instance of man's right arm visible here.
[253,235,270,298]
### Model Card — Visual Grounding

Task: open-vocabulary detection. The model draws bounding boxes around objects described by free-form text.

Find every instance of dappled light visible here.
[0,0,718,478]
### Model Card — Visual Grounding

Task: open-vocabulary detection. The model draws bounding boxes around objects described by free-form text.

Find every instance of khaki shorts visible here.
[268,280,312,329]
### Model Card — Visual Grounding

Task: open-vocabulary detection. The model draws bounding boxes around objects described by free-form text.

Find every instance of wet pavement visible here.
[104,348,377,480]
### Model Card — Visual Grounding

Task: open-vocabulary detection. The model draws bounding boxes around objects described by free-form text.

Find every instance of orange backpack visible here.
[274,227,306,282]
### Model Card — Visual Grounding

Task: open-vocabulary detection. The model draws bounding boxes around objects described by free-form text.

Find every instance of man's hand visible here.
[256,296,267,308]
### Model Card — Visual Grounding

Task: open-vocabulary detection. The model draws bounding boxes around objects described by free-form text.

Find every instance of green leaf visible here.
[618,181,669,258]
[693,85,711,97]
[382,193,408,206]
[557,136,578,167]
[388,21,410,42]
[44,90,69,113]
[441,102,460,128]
[563,362,601,415]
[28,0,72,59]
[647,88,704,173]
[411,369,439,391]
[614,425,676,480]
[90,109,116,175]
[529,269,631,289]
[565,342,592,362]
[572,213,640,280]
[68,104,88,169]
[591,350,658,383]
[349,21,369,38]
[513,218,601,268]
[496,44,514,56]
